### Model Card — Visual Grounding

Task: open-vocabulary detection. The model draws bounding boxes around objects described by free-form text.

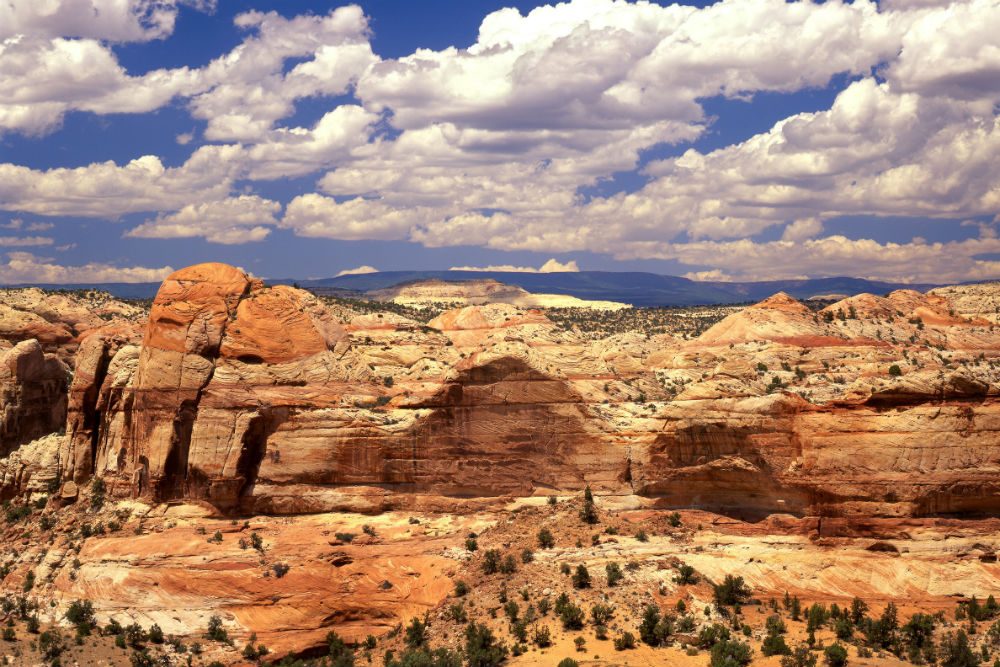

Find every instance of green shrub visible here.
[711,639,753,667]
[538,528,555,549]
[824,643,849,667]
[614,631,636,650]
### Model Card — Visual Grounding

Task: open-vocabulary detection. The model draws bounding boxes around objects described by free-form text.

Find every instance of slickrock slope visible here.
[0,287,145,360]
[49,264,1000,521]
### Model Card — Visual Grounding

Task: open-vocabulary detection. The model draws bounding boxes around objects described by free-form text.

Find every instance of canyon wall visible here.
[52,263,1000,519]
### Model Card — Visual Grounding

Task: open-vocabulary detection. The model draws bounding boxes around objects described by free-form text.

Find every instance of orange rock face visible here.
[53,264,1000,521]
[0,340,68,457]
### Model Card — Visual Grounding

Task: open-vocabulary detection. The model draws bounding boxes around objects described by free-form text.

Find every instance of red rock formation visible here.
[0,340,68,457]
[59,264,1000,521]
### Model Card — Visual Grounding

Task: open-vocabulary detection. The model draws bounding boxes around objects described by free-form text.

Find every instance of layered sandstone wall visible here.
[50,264,1000,519]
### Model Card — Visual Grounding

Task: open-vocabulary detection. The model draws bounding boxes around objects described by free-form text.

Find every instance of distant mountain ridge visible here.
[295,270,940,307]
[4,270,941,306]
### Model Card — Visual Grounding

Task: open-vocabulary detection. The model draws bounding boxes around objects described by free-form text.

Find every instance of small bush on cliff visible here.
[762,633,792,657]
[675,564,699,585]
[482,549,501,574]
[638,605,674,647]
[606,562,624,587]
[404,617,428,649]
[614,631,636,650]
[90,478,106,511]
[499,554,518,574]
[668,511,682,527]
[571,565,591,589]
[711,638,753,667]
[464,622,508,667]
[386,648,461,667]
[205,615,228,643]
[537,528,555,549]
[454,580,468,597]
[824,643,849,667]
[65,600,95,631]
[781,645,818,667]
[326,630,355,667]
[889,364,903,377]
[559,602,585,630]
[713,575,752,606]
[579,487,599,525]
[940,630,978,667]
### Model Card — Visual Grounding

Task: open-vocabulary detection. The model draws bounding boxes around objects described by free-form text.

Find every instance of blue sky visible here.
[0,0,998,284]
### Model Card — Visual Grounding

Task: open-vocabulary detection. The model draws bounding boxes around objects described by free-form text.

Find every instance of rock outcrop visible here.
[55,264,1000,520]
[0,340,68,457]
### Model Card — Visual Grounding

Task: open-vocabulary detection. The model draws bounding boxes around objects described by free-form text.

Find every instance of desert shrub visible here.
[404,617,428,649]
[824,643,849,667]
[711,639,753,667]
[675,563,699,585]
[454,580,468,597]
[464,622,508,667]
[614,632,636,650]
[205,615,228,643]
[606,562,623,587]
[713,575,752,606]
[762,633,792,657]
[781,645,818,667]
[698,623,731,649]
[538,528,555,549]
[499,554,518,574]
[482,549,501,574]
[591,603,614,626]
[559,602,585,630]
[940,630,979,667]
[326,630,355,667]
[571,565,591,589]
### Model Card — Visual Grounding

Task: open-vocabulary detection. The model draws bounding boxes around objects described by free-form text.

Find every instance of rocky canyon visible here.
[1,263,999,666]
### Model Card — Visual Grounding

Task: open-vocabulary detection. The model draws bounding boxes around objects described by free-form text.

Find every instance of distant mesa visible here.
[370,278,630,310]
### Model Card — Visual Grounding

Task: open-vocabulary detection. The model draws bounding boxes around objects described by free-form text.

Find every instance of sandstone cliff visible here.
[50,263,1000,520]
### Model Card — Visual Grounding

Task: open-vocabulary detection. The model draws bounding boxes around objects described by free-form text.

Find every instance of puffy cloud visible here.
[886,0,1000,101]
[627,235,1000,283]
[0,236,53,247]
[0,6,374,138]
[0,146,240,217]
[683,269,734,282]
[449,258,580,272]
[0,1,214,42]
[336,265,379,277]
[187,6,377,141]
[282,194,436,241]
[241,105,378,180]
[126,195,281,244]
[782,218,824,242]
[0,252,173,284]
[356,0,898,134]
